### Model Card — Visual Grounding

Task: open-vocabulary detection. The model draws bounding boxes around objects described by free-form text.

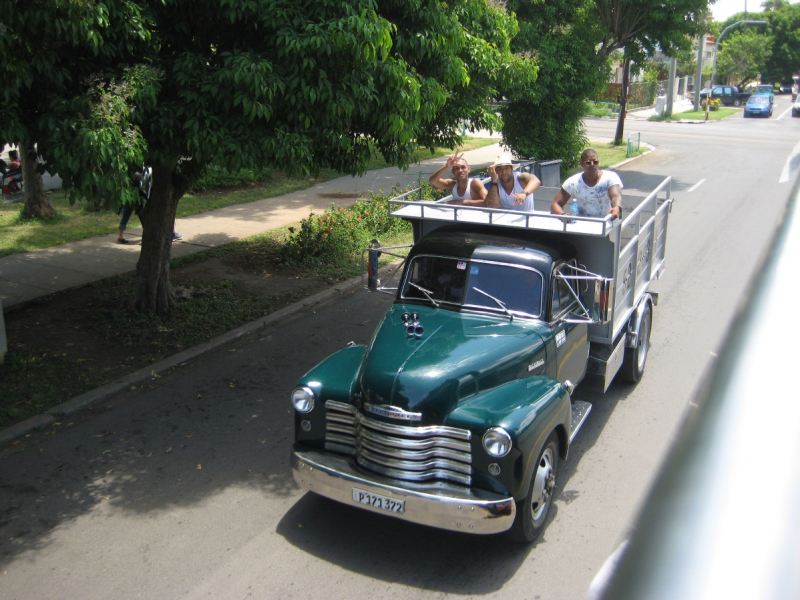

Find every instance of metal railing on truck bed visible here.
[387,176,673,346]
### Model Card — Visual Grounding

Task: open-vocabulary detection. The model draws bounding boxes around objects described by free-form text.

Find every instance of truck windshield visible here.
[401,255,543,318]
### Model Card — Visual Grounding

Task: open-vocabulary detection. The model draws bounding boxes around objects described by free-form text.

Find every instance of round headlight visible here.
[291,386,316,413]
[482,427,512,458]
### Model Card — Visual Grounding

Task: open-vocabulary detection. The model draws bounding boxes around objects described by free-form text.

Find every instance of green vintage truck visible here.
[290,163,673,542]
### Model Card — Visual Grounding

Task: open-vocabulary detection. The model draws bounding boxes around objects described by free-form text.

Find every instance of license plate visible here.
[351,487,405,514]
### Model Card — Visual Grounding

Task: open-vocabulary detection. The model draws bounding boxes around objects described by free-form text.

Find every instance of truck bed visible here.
[389,177,673,345]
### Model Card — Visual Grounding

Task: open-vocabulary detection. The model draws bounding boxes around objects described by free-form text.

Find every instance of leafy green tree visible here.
[592,0,709,143]
[0,2,150,220]
[761,2,800,84]
[502,0,609,169]
[1,0,534,314]
[716,29,773,87]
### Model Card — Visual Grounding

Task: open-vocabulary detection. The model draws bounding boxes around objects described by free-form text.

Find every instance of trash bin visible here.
[534,159,563,188]
[655,96,666,117]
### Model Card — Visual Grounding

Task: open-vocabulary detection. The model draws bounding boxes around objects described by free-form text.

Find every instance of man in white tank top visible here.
[485,152,541,211]
[429,151,488,205]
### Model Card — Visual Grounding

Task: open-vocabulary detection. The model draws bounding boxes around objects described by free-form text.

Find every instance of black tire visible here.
[507,432,559,543]
[620,302,652,383]
[733,98,742,107]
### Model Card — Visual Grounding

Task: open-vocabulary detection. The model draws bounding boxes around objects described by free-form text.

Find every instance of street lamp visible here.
[705,20,767,121]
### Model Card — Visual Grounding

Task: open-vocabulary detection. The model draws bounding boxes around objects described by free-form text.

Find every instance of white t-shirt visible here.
[562,170,623,217]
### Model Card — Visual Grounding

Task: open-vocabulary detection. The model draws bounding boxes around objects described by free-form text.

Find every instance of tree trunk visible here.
[614,54,630,146]
[133,166,179,315]
[20,140,55,220]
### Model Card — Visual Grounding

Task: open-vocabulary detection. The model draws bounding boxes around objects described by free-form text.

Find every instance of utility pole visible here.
[666,57,677,117]
[694,31,706,112]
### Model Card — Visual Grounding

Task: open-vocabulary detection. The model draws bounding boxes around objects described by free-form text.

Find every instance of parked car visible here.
[792,95,800,117]
[698,85,751,107]
[743,94,773,118]
[754,84,775,98]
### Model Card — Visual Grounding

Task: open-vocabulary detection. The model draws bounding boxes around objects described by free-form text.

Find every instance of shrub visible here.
[701,98,721,111]
[279,183,443,265]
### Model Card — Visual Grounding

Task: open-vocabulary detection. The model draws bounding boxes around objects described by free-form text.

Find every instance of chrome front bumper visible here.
[291,447,516,535]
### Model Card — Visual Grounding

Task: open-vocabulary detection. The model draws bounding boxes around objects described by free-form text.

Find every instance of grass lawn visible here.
[650,107,737,121]
[678,107,737,120]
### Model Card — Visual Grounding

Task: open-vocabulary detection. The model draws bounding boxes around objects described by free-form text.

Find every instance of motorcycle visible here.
[1,156,24,198]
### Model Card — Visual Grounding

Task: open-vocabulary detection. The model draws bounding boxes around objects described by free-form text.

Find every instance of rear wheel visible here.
[620,303,652,383]
[507,432,559,543]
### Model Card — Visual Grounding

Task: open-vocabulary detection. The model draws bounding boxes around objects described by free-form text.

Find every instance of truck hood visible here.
[359,304,547,424]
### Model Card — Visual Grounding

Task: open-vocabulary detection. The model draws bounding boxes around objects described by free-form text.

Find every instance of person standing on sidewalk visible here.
[484,152,540,211]
[116,167,181,244]
[550,149,623,220]
[429,151,487,205]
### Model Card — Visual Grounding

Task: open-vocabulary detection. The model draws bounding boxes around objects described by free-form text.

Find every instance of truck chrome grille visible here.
[324,400,473,486]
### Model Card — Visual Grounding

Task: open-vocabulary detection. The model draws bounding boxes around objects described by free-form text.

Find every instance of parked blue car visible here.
[743,94,773,118]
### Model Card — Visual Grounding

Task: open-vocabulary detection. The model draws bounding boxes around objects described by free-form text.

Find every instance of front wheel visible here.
[620,302,652,383]
[507,432,560,543]
[733,98,742,107]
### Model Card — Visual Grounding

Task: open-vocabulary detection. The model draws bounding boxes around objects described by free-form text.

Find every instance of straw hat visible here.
[494,152,515,166]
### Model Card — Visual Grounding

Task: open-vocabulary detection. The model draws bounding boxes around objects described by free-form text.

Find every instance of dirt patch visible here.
[1,254,338,401]
[317,192,361,199]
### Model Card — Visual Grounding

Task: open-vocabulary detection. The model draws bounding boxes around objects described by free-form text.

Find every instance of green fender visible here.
[445,376,571,499]
[294,345,367,447]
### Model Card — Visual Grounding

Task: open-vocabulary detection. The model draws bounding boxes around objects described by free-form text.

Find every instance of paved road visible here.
[1,101,798,598]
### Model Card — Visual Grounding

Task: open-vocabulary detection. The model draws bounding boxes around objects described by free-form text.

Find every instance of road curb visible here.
[609,143,655,170]
[0,271,373,447]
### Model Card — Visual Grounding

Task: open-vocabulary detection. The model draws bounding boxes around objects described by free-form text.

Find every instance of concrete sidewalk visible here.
[627,97,704,121]
[0,143,503,309]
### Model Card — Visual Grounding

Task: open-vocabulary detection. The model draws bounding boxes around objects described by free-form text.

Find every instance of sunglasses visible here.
[583,160,599,166]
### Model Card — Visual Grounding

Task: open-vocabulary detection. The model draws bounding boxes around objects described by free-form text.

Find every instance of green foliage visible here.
[701,98,721,111]
[716,29,773,87]
[280,184,444,265]
[643,62,665,83]
[585,101,619,117]
[761,3,800,84]
[2,0,538,312]
[594,0,708,61]
[501,0,608,169]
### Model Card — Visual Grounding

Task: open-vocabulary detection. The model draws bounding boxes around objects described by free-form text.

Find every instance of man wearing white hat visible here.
[485,152,541,211]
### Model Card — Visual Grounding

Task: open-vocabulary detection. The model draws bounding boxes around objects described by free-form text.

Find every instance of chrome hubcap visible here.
[637,315,650,371]
[530,447,555,521]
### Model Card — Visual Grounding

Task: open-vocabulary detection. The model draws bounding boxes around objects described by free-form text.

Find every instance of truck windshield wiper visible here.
[472,287,513,321]
[408,282,440,307]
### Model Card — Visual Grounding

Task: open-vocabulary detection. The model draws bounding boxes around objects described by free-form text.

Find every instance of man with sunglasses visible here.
[429,150,488,205]
[551,149,623,220]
